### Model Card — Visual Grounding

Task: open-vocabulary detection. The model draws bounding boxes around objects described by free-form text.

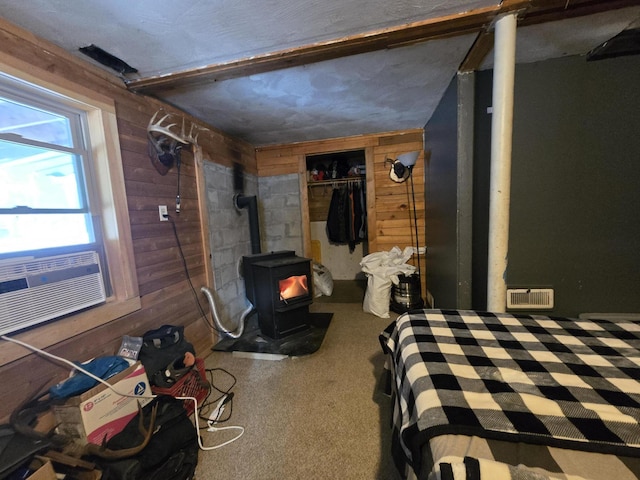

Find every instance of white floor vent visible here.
[507,288,554,309]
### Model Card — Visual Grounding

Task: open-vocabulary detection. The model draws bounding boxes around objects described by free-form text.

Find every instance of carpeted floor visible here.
[195,302,402,480]
[314,279,367,304]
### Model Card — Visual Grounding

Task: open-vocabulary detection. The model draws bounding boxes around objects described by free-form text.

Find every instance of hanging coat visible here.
[326,182,366,252]
[326,185,349,244]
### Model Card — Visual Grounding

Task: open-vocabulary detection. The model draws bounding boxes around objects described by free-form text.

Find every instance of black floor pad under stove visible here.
[212,312,333,357]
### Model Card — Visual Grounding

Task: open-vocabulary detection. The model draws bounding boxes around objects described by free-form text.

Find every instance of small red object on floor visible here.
[151,358,209,416]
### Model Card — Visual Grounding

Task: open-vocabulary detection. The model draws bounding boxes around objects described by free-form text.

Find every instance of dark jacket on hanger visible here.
[326,181,366,252]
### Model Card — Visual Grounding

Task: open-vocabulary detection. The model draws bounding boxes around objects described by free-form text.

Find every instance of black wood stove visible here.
[242,251,313,339]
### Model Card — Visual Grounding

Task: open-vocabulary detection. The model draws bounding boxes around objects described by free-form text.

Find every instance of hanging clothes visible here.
[326,185,348,244]
[326,180,366,253]
[358,182,367,240]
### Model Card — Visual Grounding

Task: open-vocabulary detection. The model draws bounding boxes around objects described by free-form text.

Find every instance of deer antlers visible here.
[147,111,203,146]
[147,110,206,175]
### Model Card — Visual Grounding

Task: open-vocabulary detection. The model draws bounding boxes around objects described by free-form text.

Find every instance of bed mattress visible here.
[380,309,640,480]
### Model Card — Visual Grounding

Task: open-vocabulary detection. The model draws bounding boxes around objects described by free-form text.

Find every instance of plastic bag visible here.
[360,246,416,318]
[49,355,130,399]
[313,262,334,297]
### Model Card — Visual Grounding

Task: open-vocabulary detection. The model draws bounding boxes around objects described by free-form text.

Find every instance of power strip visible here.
[208,392,234,424]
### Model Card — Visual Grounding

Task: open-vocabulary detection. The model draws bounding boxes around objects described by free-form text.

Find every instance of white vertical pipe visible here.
[487,13,517,312]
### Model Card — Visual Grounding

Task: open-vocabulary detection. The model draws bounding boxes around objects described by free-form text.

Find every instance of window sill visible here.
[0,295,141,367]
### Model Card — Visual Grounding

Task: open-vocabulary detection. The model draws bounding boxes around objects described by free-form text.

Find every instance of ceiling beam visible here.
[126,2,525,92]
[458,1,530,74]
[127,0,637,93]
[459,30,496,73]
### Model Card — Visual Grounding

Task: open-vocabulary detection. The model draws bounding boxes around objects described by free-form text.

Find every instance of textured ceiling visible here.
[1,1,639,146]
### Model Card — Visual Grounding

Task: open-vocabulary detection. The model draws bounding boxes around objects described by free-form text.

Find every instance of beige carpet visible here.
[195,302,402,480]
[314,279,367,304]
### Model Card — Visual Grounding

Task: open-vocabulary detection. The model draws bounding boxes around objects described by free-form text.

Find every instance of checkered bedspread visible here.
[380,309,640,476]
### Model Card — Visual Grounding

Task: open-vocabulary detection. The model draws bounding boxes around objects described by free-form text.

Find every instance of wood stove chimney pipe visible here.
[234,194,261,254]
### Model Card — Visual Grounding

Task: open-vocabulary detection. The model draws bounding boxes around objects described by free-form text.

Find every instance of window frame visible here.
[0,75,102,258]
[0,53,140,366]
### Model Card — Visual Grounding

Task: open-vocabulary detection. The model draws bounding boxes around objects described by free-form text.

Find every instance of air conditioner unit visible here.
[0,251,106,336]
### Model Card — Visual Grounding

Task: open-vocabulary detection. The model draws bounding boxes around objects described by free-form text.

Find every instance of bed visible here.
[379,309,640,480]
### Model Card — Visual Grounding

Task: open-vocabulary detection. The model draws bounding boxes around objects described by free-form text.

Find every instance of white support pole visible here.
[487,12,517,312]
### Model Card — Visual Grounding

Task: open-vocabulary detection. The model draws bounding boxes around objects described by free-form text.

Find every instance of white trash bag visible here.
[360,246,416,318]
[313,262,334,297]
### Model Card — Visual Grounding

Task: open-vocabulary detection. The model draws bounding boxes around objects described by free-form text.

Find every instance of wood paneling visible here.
[0,18,252,422]
[256,130,427,298]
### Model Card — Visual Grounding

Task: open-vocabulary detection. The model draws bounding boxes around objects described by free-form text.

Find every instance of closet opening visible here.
[305,150,368,303]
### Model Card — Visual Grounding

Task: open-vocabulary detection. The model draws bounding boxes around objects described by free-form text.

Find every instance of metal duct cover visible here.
[507,288,554,310]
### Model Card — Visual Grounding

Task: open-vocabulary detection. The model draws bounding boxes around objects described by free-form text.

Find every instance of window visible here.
[0,60,140,366]
[0,75,100,256]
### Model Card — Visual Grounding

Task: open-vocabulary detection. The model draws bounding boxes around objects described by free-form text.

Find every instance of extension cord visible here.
[1,334,245,451]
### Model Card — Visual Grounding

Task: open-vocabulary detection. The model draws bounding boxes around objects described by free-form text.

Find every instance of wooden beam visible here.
[127,4,518,92]
[459,30,495,73]
[127,0,638,93]
[458,1,531,73]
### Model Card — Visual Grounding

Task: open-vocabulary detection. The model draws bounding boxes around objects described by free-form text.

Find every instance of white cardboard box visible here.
[53,361,152,445]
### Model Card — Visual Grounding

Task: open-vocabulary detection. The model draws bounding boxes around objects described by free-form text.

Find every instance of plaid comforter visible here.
[380,309,640,477]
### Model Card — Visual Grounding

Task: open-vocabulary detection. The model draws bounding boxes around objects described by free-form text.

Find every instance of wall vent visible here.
[507,288,553,309]
[0,251,106,336]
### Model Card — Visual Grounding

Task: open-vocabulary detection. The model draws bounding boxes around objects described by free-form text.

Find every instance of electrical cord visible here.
[165,214,222,334]
[197,367,237,425]
[166,213,253,338]
[0,334,244,451]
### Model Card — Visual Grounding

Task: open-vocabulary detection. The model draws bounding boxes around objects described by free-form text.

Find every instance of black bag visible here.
[138,325,195,388]
[98,395,198,480]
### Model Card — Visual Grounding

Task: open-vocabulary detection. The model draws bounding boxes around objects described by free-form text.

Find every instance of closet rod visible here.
[307,177,365,187]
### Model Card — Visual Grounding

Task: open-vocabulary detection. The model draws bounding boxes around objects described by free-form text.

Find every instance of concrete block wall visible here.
[258,173,303,254]
[203,161,258,323]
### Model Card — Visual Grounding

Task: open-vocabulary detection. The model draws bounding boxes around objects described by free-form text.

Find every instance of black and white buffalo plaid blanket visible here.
[380,309,640,476]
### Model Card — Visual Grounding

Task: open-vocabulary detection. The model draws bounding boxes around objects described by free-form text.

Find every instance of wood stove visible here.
[243,251,313,339]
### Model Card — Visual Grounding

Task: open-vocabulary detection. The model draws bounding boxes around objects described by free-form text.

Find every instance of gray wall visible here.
[425,74,474,310]
[473,54,640,316]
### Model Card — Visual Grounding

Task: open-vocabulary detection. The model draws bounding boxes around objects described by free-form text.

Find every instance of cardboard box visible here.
[27,457,56,480]
[53,361,152,445]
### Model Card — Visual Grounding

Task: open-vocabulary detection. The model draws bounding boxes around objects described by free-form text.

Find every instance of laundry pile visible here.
[360,246,417,318]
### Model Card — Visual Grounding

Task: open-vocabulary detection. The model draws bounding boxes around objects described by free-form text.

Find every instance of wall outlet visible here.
[158,205,168,221]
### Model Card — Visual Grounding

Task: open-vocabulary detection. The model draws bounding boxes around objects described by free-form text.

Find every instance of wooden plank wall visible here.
[255,130,427,295]
[0,19,255,422]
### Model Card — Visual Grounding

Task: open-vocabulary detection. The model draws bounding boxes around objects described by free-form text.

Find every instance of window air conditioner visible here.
[0,251,106,336]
